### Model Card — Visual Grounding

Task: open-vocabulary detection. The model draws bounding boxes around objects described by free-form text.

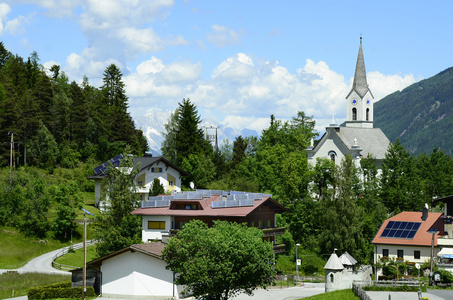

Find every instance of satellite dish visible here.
[415,263,420,270]
[190,182,195,190]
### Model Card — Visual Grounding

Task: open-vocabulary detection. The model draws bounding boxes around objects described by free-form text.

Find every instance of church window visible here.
[352,108,357,121]
[330,273,334,283]
[328,151,337,162]
[366,108,369,121]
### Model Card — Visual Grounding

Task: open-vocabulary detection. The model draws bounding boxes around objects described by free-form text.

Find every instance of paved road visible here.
[0,243,80,275]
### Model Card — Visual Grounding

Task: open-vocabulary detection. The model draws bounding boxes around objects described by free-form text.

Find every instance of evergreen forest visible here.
[375,66,453,156]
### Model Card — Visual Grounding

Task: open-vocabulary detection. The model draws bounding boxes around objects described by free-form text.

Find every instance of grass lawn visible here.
[0,228,73,269]
[299,289,359,300]
[0,272,70,299]
[54,245,98,268]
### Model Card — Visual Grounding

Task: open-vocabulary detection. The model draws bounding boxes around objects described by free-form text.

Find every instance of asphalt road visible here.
[0,243,78,275]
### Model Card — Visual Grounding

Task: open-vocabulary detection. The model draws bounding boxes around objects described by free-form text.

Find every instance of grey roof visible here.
[336,127,390,160]
[347,38,372,99]
[324,253,344,270]
[339,251,357,266]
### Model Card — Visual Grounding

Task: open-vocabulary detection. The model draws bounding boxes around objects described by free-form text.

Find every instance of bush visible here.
[28,281,96,299]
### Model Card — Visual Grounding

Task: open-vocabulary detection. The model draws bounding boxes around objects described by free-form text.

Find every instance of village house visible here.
[371,207,446,276]
[88,154,189,208]
[131,189,288,253]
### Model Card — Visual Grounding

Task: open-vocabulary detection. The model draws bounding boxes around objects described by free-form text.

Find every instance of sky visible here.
[1,0,452,133]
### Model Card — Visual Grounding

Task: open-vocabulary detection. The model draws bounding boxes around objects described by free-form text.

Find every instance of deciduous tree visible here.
[163,220,275,300]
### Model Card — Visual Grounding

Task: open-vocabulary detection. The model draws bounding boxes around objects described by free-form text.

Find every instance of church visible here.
[306,38,390,170]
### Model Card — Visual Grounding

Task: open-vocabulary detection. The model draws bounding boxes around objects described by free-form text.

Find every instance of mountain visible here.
[374,67,453,156]
[134,111,259,155]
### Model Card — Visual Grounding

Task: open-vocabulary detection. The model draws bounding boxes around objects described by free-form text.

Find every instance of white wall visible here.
[374,244,439,265]
[141,215,173,242]
[101,250,182,298]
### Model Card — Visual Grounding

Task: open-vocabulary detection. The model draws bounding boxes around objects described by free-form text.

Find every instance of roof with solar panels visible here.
[372,211,444,247]
[88,154,189,179]
[131,190,287,217]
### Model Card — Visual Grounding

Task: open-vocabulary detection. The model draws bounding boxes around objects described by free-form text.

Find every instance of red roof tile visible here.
[371,212,444,247]
[131,195,287,217]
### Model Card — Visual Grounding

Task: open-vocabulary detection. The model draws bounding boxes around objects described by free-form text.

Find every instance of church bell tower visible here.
[345,37,374,128]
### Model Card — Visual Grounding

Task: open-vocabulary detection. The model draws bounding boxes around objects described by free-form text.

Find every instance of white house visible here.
[88,155,189,208]
[306,37,390,171]
[78,242,184,299]
[371,208,445,276]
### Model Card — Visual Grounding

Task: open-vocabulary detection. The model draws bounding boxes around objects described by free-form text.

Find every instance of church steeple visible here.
[345,37,374,128]
[348,37,371,98]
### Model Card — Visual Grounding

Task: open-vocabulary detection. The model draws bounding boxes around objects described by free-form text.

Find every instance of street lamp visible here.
[296,243,300,282]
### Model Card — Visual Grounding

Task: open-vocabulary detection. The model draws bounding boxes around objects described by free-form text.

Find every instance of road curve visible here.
[0,242,86,275]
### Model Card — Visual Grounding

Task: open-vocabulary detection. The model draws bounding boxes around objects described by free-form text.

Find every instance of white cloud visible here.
[367,71,417,101]
[206,24,243,47]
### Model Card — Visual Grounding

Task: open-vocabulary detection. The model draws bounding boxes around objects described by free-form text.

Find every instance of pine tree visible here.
[174,98,212,166]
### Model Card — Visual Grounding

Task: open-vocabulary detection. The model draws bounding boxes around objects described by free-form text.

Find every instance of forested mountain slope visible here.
[374,67,453,156]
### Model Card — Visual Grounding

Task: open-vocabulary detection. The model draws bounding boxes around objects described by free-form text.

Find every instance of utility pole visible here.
[8,131,13,187]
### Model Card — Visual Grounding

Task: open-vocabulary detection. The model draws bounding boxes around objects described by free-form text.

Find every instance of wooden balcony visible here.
[262,227,286,237]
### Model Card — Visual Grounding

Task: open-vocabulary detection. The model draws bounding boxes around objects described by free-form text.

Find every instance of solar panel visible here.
[93,154,124,174]
[380,221,421,239]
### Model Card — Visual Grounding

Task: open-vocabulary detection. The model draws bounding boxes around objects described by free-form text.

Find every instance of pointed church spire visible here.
[348,37,370,98]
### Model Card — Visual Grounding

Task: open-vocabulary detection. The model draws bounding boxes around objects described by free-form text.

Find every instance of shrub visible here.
[28,281,96,299]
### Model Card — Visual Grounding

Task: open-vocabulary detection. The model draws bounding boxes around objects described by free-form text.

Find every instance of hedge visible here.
[28,281,96,299]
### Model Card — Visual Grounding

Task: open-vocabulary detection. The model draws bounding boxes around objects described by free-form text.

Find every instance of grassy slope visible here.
[0,227,72,269]
[54,245,98,268]
[0,273,70,299]
[300,289,359,300]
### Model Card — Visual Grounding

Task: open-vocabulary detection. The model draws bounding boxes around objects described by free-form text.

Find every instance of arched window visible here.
[328,151,337,162]
[330,273,334,283]
[366,108,369,121]
[352,108,357,121]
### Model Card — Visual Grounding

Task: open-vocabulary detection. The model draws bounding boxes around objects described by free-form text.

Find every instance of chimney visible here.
[422,204,429,221]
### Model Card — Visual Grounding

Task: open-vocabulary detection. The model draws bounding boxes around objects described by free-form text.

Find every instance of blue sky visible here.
[1,0,452,132]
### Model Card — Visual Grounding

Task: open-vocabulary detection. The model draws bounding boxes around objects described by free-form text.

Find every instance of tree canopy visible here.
[163,220,275,300]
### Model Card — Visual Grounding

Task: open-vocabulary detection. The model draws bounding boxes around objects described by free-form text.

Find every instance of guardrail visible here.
[51,240,97,271]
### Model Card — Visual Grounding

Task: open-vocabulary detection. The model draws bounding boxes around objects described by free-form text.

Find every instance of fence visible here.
[51,240,96,271]
[352,280,422,300]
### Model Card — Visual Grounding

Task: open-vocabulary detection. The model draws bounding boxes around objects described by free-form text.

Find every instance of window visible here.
[352,108,357,120]
[366,108,369,121]
[150,167,162,173]
[148,221,165,230]
[382,249,389,258]
[414,250,421,259]
[259,220,263,228]
[169,180,174,187]
[159,167,163,173]
[138,180,143,187]
[330,273,334,283]
[330,153,335,162]
[397,249,404,259]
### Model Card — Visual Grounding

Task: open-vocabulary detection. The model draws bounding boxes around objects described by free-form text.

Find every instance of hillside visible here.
[374,67,453,156]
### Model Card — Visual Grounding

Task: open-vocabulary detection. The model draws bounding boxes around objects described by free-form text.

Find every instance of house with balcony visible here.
[371,207,445,275]
[131,190,288,253]
[433,195,453,272]
[88,154,189,208]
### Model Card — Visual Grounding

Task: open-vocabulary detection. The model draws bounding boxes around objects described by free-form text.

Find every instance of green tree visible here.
[149,178,165,196]
[319,155,366,261]
[174,98,212,166]
[161,108,180,163]
[163,220,275,300]
[181,154,215,188]
[30,121,59,171]
[52,182,81,240]
[380,139,423,213]
[94,150,142,257]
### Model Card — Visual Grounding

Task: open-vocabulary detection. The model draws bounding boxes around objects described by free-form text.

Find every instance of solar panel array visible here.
[93,154,124,175]
[212,199,255,208]
[380,221,421,239]
[142,200,171,208]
